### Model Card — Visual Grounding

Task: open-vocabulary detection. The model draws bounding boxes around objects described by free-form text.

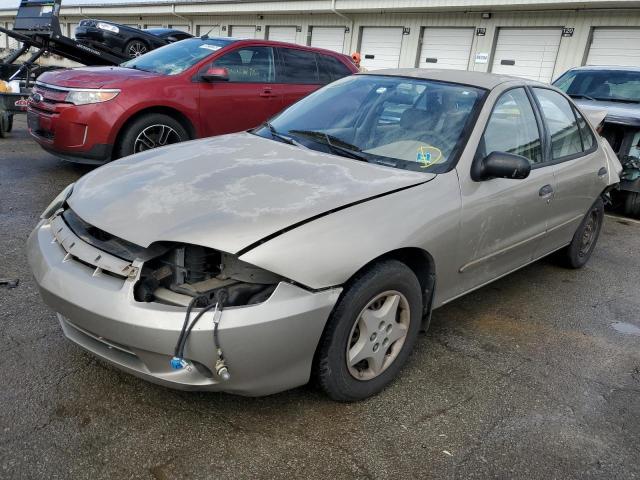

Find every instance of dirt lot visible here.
[1,116,639,480]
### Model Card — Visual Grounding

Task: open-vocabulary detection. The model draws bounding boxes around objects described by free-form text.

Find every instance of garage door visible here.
[268,26,298,44]
[169,25,190,33]
[418,27,474,70]
[310,27,345,53]
[197,25,220,37]
[360,27,403,70]
[586,28,640,67]
[230,25,256,39]
[491,28,561,82]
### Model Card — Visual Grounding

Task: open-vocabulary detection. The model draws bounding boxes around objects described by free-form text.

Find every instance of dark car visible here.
[554,66,640,217]
[75,20,193,58]
[27,37,358,163]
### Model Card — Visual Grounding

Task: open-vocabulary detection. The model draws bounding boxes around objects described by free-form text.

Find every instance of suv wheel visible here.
[117,113,189,159]
[314,260,423,402]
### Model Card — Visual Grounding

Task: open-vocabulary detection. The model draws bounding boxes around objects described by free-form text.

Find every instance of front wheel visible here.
[558,197,604,269]
[125,39,149,58]
[116,113,189,159]
[314,260,423,402]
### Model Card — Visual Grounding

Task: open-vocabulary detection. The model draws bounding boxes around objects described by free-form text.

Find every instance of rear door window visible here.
[278,48,320,84]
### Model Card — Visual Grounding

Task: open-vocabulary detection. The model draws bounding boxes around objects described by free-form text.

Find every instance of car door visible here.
[276,47,324,109]
[198,45,284,136]
[456,87,556,293]
[530,87,608,254]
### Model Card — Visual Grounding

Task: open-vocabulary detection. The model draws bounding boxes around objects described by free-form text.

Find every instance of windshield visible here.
[254,75,486,173]
[554,69,640,104]
[121,38,234,75]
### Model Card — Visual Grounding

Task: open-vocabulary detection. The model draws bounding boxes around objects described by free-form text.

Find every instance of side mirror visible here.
[474,151,531,181]
[201,67,229,82]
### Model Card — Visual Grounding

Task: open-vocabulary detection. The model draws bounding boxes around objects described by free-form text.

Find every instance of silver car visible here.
[28,70,621,401]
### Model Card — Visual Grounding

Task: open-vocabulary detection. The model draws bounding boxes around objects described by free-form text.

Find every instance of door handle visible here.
[539,184,554,201]
[597,167,607,177]
[259,88,276,98]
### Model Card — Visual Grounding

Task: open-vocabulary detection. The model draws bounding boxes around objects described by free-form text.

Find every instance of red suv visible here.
[27,37,357,163]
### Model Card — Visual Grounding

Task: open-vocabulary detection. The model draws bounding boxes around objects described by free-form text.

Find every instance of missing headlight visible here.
[134,244,282,307]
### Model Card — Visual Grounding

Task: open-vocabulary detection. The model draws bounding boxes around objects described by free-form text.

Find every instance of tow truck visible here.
[0,0,127,137]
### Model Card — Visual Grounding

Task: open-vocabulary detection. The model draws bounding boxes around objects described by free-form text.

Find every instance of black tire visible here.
[0,112,7,138]
[623,191,640,218]
[116,113,189,159]
[559,197,604,269]
[124,39,149,58]
[314,260,423,402]
[6,114,13,133]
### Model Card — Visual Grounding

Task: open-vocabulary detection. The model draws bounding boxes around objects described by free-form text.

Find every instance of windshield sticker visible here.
[417,145,442,168]
[200,45,222,51]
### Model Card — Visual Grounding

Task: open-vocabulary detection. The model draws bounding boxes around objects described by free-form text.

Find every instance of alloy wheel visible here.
[127,41,148,58]
[346,291,411,381]
[133,124,181,153]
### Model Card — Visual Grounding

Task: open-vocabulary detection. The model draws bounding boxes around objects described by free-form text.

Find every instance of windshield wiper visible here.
[288,130,368,162]
[568,93,596,101]
[262,122,301,147]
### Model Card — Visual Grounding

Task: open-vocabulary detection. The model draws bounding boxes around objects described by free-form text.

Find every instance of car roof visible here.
[222,37,349,57]
[568,65,640,72]
[360,68,546,89]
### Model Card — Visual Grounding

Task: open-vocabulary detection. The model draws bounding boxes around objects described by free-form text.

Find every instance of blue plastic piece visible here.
[170,356,187,370]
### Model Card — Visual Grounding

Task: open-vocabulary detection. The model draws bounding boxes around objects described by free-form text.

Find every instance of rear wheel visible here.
[116,113,189,159]
[558,197,604,269]
[623,191,640,218]
[314,260,423,402]
[6,114,13,133]
[125,39,149,58]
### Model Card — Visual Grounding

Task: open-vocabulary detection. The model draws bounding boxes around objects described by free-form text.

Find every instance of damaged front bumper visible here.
[27,218,342,396]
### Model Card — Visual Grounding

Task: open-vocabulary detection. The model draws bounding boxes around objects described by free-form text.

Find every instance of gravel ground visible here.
[1,117,639,480]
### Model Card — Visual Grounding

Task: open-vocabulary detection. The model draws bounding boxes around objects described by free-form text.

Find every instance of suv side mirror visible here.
[474,151,531,181]
[201,67,229,82]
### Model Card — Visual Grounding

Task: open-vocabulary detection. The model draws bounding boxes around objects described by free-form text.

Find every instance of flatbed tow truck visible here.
[0,0,127,137]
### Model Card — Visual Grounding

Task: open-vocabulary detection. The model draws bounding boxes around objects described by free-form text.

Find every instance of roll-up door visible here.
[360,27,403,70]
[491,28,562,82]
[197,25,220,37]
[418,27,474,70]
[586,28,640,67]
[230,25,256,39]
[310,27,345,53]
[268,26,298,44]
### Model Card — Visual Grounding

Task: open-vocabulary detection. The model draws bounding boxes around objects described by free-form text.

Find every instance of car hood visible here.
[574,99,640,127]
[68,133,433,255]
[37,66,160,89]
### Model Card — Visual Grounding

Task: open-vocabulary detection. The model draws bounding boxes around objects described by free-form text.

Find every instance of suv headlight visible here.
[97,22,119,34]
[65,89,120,106]
[41,183,74,220]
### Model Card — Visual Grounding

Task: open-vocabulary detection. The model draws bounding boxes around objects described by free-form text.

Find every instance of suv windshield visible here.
[554,69,640,104]
[255,75,486,173]
[121,38,234,75]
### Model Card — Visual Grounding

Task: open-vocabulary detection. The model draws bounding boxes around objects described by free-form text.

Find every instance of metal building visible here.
[1,0,640,81]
